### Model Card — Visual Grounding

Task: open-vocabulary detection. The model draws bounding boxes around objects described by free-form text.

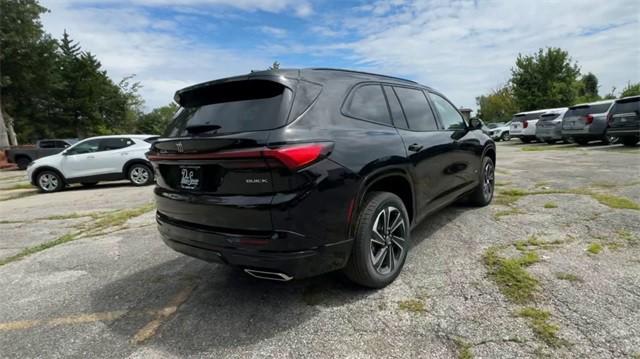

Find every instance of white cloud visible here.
[40,1,273,109]
[259,26,287,38]
[342,0,640,110]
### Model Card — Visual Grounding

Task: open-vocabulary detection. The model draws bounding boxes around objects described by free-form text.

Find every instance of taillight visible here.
[523,120,529,128]
[263,143,332,170]
[147,142,333,170]
[584,114,594,125]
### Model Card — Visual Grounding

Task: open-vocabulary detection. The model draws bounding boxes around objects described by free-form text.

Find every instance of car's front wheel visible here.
[36,171,63,193]
[621,135,639,147]
[500,132,510,141]
[128,164,154,186]
[344,192,410,288]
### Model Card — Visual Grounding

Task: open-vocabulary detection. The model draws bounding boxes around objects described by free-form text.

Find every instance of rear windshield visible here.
[165,80,293,137]
[540,113,563,120]
[611,98,640,114]
[512,111,545,122]
[565,103,612,117]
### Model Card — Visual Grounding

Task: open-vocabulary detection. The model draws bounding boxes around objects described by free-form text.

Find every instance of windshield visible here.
[565,103,612,117]
[512,111,545,122]
[611,98,640,114]
[165,80,293,137]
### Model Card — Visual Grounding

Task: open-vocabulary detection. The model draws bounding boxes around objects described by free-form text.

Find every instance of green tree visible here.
[510,47,581,110]
[0,0,61,143]
[575,72,600,103]
[136,103,179,135]
[476,85,519,123]
[620,82,640,97]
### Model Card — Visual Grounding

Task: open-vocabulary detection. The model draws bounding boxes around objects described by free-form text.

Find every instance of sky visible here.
[40,0,640,112]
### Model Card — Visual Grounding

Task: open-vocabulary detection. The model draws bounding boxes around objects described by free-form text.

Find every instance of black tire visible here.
[602,135,618,145]
[127,163,154,186]
[36,170,63,193]
[545,139,556,145]
[344,192,410,288]
[500,132,510,141]
[621,136,639,147]
[15,157,31,170]
[81,182,98,187]
[520,137,531,143]
[467,156,495,207]
[575,138,589,146]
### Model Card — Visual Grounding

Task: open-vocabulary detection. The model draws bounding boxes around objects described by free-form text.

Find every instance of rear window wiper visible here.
[186,124,221,134]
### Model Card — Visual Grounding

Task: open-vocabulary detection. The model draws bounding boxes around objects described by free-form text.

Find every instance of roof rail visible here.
[310,68,417,84]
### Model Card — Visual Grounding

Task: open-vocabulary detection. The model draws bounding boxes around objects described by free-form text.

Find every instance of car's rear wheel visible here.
[621,136,639,147]
[128,164,154,186]
[575,138,589,146]
[15,157,31,170]
[467,156,495,207]
[344,192,410,288]
[602,135,618,145]
[520,137,531,143]
[500,132,510,141]
[37,171,63,192]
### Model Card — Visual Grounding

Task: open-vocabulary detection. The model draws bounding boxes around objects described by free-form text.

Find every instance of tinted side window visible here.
[344,84,391,125]
[68,140,100,155]
[99,138,133,151]
[383,86,409,129]
[428,93,466,130]
[53,141,70,148]
[39,141,56,148]
[394,87,438,131]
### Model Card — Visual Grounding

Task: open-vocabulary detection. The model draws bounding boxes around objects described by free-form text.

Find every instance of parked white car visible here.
[510,108,562,143]
[488,121,512,141]
[26,135,157,192]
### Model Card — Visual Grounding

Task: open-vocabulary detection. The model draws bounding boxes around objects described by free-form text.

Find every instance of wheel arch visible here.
[350,168,415,238]
[483,143,496,166]
[122,158,152,177]
[32,166,66,185]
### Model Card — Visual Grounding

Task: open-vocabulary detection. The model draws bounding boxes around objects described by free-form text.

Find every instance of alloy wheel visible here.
[370,206,406,275]
[38,173,59,192]
[483,161,494,199]
[130,166,149,185]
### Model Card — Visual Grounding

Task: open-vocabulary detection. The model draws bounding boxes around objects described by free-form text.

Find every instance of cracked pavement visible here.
[0,141,638,358]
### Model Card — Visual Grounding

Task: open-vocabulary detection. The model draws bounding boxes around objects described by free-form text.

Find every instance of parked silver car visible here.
[561,100,615,145]
[535,108,568,144]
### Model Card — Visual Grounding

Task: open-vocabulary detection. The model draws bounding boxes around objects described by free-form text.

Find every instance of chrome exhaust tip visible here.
[244,269,293,282]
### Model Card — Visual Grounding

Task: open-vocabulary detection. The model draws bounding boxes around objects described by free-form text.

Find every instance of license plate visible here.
[179,166,201,190]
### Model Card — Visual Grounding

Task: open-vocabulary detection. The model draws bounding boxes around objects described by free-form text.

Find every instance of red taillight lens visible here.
[584,114,594,125]
[523,120,528,128]
[147,142,333,170]
[263,143,330,170]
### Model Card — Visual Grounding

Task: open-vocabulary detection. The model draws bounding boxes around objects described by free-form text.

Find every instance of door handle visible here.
[408,143,423,152]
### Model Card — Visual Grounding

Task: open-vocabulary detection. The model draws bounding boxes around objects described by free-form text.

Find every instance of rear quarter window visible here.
[343,84,391,125]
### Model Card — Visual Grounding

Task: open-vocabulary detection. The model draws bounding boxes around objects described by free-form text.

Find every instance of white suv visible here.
[27,135,157,192]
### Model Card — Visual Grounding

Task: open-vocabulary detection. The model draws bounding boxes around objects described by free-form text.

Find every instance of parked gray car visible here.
[536,108,568,144]
[562,100,615,145]
[607,95,639,147]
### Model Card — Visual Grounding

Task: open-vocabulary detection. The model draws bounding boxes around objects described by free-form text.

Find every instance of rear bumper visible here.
[156,211,353,279]
[536,127,563,140]
[607,127,640,136]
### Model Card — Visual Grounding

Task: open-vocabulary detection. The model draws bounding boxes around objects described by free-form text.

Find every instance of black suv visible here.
[607,95,639,147]
[148,68,495,288]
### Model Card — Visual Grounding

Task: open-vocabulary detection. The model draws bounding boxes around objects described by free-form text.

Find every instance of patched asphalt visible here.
[0,141,638,358]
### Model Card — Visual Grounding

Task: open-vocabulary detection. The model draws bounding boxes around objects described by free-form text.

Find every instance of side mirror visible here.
[469,118,482,130]
[61,150,69,156]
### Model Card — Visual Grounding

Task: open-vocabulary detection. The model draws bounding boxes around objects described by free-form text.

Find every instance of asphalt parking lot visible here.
[0,141,639,358]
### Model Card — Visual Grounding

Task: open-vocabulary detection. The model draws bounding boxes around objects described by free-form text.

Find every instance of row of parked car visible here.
[485,95,640,146]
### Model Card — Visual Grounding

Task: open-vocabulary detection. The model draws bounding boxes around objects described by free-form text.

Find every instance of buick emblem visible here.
[175,141,184,153]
